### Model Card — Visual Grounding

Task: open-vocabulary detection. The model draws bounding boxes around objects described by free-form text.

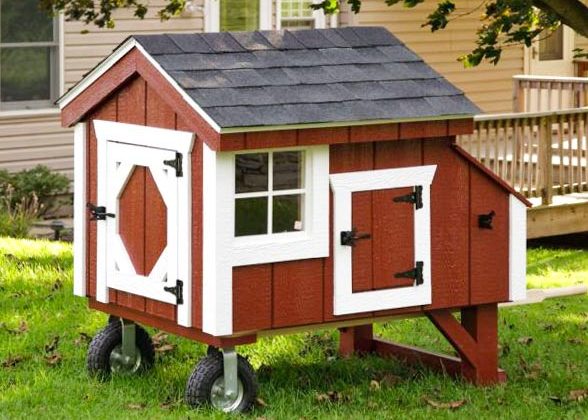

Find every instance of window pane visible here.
[221,0,259,31]
[1,0,54,43]
[273,194,302,233]
[236,153,268,193]
[273,151,303,190]
[539,26,563,61]
[235,197,268,236]
[1,47,51,102]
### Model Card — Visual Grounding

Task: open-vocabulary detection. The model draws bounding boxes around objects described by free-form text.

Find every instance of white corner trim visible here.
[330,165,437,315]
[93,120,194,153]
[73,123,87,297]
[96,122,109,304]
[202,142,234,336]
[509,194,527,302]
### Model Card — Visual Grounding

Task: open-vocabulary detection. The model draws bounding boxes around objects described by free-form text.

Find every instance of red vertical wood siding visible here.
[144,169,167,275]
[469,167,510,304]
[351,191,373,292]
[232,265,272,332]
[118,166,147,275]
[423,138,470,310]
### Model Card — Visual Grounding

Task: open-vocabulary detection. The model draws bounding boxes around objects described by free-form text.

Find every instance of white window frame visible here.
[234,150,307,240]
[0,3,62,112]
[330,165,437,316]
[276,0,326,30]
[204,0,327,32]
[202,143,329,336]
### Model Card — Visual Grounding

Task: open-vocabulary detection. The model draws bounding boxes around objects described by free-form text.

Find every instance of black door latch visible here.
[478,210,496,229]
[163,280,184,305]
[87,203,115,221]
[394,261,424,285]
[393,185,423,209]
[340,228,371,246]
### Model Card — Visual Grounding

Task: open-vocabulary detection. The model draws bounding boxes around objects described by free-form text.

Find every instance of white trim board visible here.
[73,123,87,297]
[509,194,527,302]
[202,143,330,336]
[330,165,437,315]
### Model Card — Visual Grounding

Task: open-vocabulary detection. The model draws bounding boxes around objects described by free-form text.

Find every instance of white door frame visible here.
[94,120,194,327]
[526,25,575,77]
[330,165,437,316]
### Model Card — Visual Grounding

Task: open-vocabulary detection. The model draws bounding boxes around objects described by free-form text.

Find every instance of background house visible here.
[1,0,587,178]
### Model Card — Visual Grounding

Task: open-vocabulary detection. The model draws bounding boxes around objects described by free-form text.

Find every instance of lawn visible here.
[0,237,586,419]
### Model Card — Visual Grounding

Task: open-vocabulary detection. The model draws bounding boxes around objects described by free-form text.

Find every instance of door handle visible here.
[87,203,115,221]
[340,228,371,247]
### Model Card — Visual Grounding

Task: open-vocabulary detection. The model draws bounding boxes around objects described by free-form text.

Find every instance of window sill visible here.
[0,107,60,121]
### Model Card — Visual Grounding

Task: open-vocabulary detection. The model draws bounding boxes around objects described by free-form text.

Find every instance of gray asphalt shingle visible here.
[133,27,479,128]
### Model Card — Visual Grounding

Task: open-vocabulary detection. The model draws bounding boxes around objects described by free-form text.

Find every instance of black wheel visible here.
[87,321,155,379]
[107,315,120,324]
[185,354,258,413]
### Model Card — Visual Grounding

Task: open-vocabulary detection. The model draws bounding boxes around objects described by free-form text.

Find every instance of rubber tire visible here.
[185,354,258,413]
[87,321,155,379]
[206,345,221,358]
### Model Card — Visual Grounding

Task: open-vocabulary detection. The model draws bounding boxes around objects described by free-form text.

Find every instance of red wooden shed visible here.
[58,27,530,412]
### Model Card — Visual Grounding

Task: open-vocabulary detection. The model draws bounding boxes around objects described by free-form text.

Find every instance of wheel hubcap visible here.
[109,344,142,373]
[210,376,244,412]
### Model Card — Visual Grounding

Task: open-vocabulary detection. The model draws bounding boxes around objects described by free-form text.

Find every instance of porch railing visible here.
[513,75,588,112]
[457,108,588,205]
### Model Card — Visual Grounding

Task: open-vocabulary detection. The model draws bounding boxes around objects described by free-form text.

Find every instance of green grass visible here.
[0,238,587,419]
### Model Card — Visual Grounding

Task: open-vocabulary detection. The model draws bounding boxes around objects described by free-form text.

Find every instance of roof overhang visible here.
[57,37,222,133]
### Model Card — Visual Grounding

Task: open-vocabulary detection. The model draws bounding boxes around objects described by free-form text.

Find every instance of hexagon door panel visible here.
[103,142,179,305]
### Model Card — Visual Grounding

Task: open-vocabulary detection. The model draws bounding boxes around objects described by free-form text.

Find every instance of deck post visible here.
[540,115,554,205]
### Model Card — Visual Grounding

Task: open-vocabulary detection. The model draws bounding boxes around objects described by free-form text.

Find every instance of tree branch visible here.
[533,0,588,37]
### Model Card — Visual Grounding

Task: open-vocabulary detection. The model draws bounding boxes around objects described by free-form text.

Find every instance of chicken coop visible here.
[58,27,529,412]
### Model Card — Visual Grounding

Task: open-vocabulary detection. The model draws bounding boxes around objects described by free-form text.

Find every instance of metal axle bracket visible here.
[222,347,239,401]
[121,319,137,362]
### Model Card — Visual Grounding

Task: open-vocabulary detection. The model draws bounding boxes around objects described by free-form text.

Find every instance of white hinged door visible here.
[102,141,179,305]
[330,165,437,316]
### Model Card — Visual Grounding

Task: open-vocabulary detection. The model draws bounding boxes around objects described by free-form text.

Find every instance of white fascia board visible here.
[57,38,137,109]
[509,194,527,302]
[57,38,222,134]
[73,122,87,297]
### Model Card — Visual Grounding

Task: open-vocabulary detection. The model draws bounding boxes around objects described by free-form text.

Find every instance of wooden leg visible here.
[338,324,374,357]
[460,304,503,385]
[337,305,505,386]
[427,303,504,386]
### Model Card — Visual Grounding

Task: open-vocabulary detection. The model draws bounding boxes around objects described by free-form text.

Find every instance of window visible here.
[278,0,316,30]
[0,0,60,111]
[205,0,327,32]
[539,25,564,61]
[220,0,260,31]
[235,150,305,237]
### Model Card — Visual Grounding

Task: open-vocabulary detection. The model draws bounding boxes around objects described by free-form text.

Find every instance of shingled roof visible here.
[61,27,479,131]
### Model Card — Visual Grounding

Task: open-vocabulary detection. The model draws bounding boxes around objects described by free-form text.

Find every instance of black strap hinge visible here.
[163,152,183,177]
[394,261,424,285]
[87,203,115,221]
[163,280,183,304]
[393,185,423,209]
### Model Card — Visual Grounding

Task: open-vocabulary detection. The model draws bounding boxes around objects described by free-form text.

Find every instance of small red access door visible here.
[330,165,437,316]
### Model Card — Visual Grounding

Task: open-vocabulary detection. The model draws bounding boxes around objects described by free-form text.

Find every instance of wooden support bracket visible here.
[338,304,506,386]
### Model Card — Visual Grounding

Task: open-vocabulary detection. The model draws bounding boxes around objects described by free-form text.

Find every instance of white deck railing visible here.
[513,75,588,112]
[457,108,588,205]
